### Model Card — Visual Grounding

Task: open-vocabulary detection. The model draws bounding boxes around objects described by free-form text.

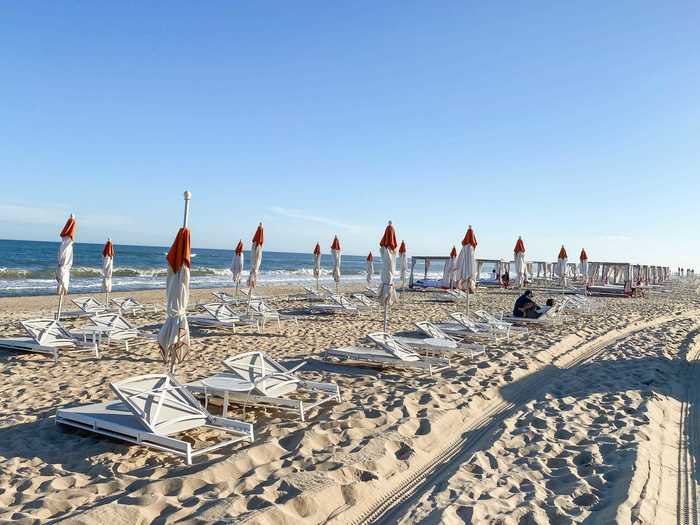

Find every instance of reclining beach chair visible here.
[472,310,528,338]
[311,294,359,315]
[188,352,341,421]
[364,286,379,298]
[0,319,99,361]
[189,303,259,333]
[56,374,254,465]
[410,321,486,358]
[110,297,156,315]
[323,332,450,376]
[499,302,563,325]
[86,312,157,351]
[352,293,379,310]
[247,300,298,330]
[432,289,467,302]
[434,312,509,341]
[59,296,111,319]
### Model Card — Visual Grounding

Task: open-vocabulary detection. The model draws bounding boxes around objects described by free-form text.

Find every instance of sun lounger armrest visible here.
[286,361,308,374]
[207,416,254,438]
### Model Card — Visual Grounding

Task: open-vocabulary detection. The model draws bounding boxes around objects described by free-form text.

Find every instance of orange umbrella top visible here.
[398,240,406,254]
[558,245,568,259]
[252,223,264,246]
[166,228,191,274]
[579,248,588,261]
[514,236,525,254]
[461,225,477,248]
[313,243,321,256]
[102,239,114,258]
[331,236,341,251]
[60,216,76,240]
[379,221,398,251]
[235,240,244,256]
[367,252,373,261]
[450,246,457,258]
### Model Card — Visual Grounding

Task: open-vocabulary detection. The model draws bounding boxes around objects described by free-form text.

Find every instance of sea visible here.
[0,239,429,298]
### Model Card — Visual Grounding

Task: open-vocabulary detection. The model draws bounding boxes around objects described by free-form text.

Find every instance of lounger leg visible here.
[223,391,229,418]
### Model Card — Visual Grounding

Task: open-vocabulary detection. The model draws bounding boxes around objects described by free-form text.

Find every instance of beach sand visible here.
[0,282,699,523]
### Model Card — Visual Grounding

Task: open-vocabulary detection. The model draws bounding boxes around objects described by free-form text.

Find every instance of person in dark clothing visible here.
[502,270,510,288]
[513,290,538,317]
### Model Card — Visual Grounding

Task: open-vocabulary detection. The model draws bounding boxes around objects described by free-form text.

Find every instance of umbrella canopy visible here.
[313,242,322,279]
[399,240,407,286]
[158,227,191,371]
[366,252,374,285]
[579,248,588,280]
[247,223,264,288]
[231,240,244,285]
[514,236,525,287]
[56,215,76,296]
[331,236,341,284]
[378,222,398,305]
[102,238,114,293]
[456,225,477,293]
[442,246,457,288]
[558,245,568,286]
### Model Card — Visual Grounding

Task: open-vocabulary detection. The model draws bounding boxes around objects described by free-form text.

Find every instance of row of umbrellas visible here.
[52,192,589,371]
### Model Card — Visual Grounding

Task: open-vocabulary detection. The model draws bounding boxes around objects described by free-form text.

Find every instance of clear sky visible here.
[0,2,698,267]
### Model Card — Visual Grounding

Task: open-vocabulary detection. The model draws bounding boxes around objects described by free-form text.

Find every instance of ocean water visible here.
[0,239,405,297]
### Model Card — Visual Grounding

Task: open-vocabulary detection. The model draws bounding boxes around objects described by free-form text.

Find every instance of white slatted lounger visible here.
[86,312,157,351]
[499,303,563,325]
[110,297,156,315]
[0,319,99,361]
[311,294,359,315]
[59,296,111,319]
[434,313,508,342]
[352,294,378,310]
[211,291,249,305]
[323,332,450,376]
[189,352,341,421]
[364,287,379,298]
[56,374,254,465]
[411,321,486,359]
[472,310,529,338]
[189,303,259,333]
[248,300,298,330]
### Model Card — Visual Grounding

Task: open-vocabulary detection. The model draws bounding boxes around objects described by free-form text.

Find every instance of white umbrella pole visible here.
[316,276,319,292]
[383,303,389,332]
[466,288,470,316]
[235,281,239,298]
[57,294,64,321]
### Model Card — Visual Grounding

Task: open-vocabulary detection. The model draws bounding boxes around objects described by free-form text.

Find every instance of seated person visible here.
[502,270,510,288]
[513,290,538,317]
[535,298,555,317]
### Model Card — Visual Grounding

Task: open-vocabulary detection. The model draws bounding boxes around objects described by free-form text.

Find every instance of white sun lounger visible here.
[188,352,341,421]
[323,332,450,376]
[434,312,508,341]
[0,319,99,361]
[56,374,254,465]
[412,321,486,358]
[432,289,468,302]
[110,297,157,315]
[189,303,259,333]
[86,312,157,351]
[499,303,563,325]
[471,310,529,338]
[364,287,379,298]
[59,296,111,319]
[311,294,359,315]
[352,294,379,310]
[247,300,298,330]
[211,291,249,305]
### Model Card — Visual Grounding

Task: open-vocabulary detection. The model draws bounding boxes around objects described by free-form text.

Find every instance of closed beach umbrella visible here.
[558,245,568,289]
[366,252,374,285]
[579,248,588,284]
[378,221,398,331]
[514,236,525,288]
[399,240,407,290]
[247,223,264,291]
[456,225,478,315]
[56,214,76,320]
[158,192,192,373]
[313,242,322,290]
[442,246,457,288]
[331,235,342,292]
[231,240,244,296]
[102,238,114,304]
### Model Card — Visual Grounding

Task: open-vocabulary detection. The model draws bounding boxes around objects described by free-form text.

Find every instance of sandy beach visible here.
[0,281,699,524]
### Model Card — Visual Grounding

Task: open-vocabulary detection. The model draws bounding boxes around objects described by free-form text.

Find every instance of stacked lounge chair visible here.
[56,374,254,465]
[188,303,259,333]
[188,352,341,421]
[0,319,99,361]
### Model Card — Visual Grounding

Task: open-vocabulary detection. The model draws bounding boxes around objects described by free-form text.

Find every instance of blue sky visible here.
[0,2,698,267]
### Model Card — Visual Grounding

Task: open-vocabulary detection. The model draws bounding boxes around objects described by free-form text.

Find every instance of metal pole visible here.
[57,294,64,321]
[383,303,389,332]
[183,191,192,228]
